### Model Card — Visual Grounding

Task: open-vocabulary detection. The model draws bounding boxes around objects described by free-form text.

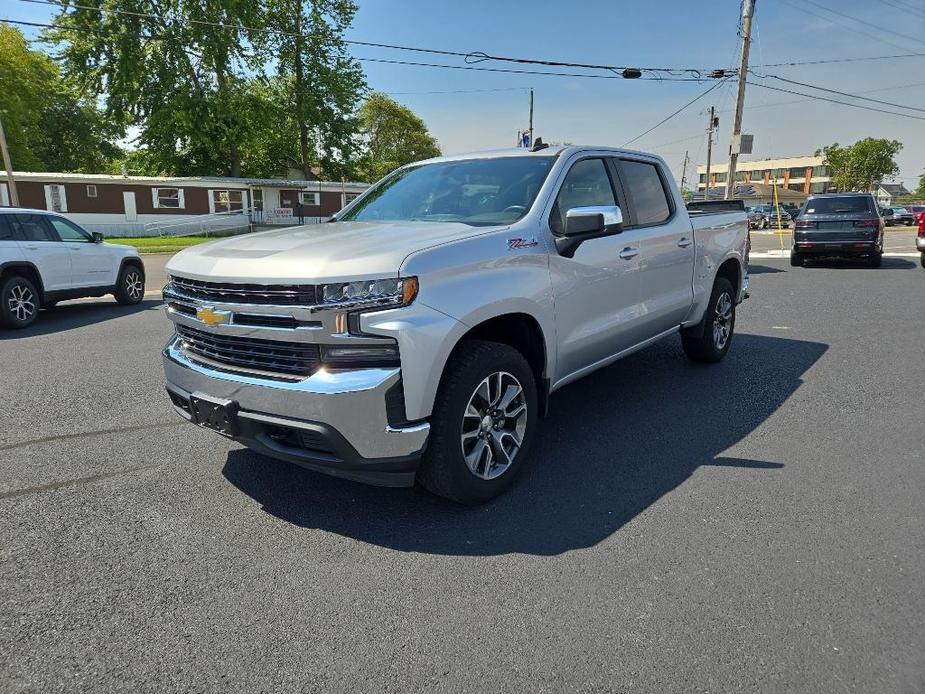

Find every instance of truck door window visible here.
[619,160,672,227]
[550,158,616,234]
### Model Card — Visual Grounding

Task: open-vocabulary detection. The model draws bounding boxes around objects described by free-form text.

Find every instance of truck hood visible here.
[166,220,497,283]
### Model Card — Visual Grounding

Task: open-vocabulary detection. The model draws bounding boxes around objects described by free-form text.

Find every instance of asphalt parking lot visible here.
[2,256,924,692]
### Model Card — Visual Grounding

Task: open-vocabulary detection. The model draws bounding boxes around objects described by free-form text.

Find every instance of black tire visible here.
[790,252,804,267]
[681,277,736,364]
[114,263,145,305]
[0,274,41,329]
[418,340,538,505]
[867,252,882,268]
[920,253,925,269]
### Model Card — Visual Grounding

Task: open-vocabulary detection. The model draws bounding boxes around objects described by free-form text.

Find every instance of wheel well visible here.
[0,263,44,298]
[119,257,145,277]
[453,313,548,411]
[716,258,741,295]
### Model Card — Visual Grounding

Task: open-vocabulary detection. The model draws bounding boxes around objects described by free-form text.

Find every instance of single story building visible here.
[875,183,911,208]
[0,172,370,236]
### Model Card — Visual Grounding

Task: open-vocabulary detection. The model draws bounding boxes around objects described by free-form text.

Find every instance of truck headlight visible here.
[319,277,418,310]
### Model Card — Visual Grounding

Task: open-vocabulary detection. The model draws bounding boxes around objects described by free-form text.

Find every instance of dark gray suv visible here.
[791,193,883,267]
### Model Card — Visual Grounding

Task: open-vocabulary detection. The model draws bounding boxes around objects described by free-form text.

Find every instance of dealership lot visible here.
[1,257,924,692]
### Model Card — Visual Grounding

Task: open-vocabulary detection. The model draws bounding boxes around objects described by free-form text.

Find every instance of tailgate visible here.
[796,214,875,242]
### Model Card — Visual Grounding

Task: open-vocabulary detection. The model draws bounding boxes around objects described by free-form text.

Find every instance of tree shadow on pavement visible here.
[222,333,827,556]
[0,299,160,340]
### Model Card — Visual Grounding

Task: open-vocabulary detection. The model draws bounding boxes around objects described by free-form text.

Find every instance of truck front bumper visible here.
[162,339,430,487]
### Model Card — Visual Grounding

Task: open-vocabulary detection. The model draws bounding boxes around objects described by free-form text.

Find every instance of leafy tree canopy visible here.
[816,138,902,192]
[355,93,441,182]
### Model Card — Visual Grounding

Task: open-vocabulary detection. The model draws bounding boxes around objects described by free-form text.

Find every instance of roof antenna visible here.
[530,137,548,153]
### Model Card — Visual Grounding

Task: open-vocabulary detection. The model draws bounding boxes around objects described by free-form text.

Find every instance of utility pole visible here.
[0,115,19,207]
[726,0,756,200]
[528,88,534,147]
[705,106,715,199]
[680,150,690,194]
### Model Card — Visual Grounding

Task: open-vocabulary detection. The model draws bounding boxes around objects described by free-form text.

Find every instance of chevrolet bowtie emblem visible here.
[196,306,231,326]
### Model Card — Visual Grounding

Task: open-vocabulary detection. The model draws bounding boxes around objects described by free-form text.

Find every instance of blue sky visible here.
[7,0,925,186]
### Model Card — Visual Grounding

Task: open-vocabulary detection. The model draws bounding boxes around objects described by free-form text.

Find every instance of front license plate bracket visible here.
[189,393,239,436]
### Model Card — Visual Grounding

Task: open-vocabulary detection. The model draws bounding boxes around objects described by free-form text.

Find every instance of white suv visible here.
[0,208,145,329]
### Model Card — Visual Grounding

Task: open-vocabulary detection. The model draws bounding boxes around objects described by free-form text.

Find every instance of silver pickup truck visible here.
[162,146,749,504]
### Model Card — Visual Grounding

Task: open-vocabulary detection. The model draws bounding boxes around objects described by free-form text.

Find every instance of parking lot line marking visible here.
[0,421,184,452]
[750,252,921,259]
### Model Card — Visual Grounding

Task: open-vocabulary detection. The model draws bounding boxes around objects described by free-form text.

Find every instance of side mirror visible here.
[556,205,623,258]
[91,231,104,243]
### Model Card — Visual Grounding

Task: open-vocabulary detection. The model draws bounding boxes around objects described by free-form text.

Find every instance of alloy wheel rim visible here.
[125,272,143,300]
[460,371,527,480]
[7,284,36,322]
[713,292,733,350]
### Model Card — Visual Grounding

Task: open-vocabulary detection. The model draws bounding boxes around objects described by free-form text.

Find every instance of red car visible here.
[906,204,925,225]
[918,213,925,269]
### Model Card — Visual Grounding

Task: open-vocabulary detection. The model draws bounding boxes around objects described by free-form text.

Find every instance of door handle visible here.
[678,237,693,248]
[618,247,638,260]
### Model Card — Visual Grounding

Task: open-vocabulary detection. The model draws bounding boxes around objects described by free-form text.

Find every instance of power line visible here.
[718,80,925,113]
[623,79,729,147]
[752,73,925,113]
[800,0,923,46]
[386,87,531,95]
[778,0,918,53]
[745,81,925,121]
[15,0,710,78]
[878,0,925,20]
[751,51,925,68]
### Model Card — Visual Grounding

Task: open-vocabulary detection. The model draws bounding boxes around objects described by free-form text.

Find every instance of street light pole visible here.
[726,0,756,200]
[0,116,20,207]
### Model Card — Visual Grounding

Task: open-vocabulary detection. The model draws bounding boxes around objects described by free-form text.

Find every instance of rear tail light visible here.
[794,219,814,229]
[853,219,879,228]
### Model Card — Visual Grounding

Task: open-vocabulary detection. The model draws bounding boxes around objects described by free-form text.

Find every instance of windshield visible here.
[804,196,875,214]
[339,156,556,226]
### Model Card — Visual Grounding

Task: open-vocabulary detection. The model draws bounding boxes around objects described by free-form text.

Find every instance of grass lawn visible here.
[105,235,215,254]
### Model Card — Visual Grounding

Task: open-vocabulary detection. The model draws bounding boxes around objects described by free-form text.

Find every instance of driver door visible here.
[46,217,114,287]
[547,157,646,382]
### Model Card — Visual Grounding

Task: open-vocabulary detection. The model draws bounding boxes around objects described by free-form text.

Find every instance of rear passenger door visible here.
[614,158,695,336]
[10,213,72,291]
[0,215,25,265]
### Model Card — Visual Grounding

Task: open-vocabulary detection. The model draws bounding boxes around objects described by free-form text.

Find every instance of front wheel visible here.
[114,264,145,305]
[0,275,41,329]
[920,253,925,269]
[418,340,537,504]
[681,277,736,364]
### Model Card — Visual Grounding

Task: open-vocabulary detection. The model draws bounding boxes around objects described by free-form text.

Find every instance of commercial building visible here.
[695,155,835,201]
[0,171,369,236]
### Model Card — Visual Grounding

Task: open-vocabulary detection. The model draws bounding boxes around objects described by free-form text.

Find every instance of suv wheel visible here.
[920,253,925,269]
[418,340,537,504]
[790,252,804,267]
[681,277,736,364]
[114,264,145,305]
[1,275,41,329]
[867,251,882,268]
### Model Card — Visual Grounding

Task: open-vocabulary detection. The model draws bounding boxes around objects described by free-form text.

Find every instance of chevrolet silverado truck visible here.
[162,146,749,504]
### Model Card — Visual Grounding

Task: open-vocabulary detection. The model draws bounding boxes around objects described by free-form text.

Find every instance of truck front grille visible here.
[169,275,317,306]
[176,324,321,378]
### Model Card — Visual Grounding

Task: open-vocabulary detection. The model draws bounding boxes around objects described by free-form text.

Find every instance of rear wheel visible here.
[790,252,804,267]
[0,275,40,329]
[682,277,735,364]
[114,264,145,305]
[418,340,537,505]
[867,252,882,268]
[920,253,925,269]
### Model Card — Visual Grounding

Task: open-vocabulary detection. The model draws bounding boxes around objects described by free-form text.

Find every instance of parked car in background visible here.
[792,193,883,267]
[881,207,914,226]
[783,203,801,220]
[746,206,766,230]
[161,145,749,504]
[756,205,791,228]
[904,204,925,225]
[918,213,925,269]
[0,209,145,328]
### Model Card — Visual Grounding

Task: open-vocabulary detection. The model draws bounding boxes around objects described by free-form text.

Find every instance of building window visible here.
[735,171,746,182]
[210,189,244,214]
[810,182,828,193]
[0,183,9,207]
[789,168,806,180]
[812,166,829,177]
[44,184,68,212]
[252,188,263,211]
[699,173,707,183]
[714,172,727,183]
[300,191,320,206]
[152,187,184,209]
[86,184,97,198]
[343,192,360,205]
[788,183,803,191]
[770,168,786,180]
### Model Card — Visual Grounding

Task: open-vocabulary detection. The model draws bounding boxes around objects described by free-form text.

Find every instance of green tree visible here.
[915,172,925,198]
[49,0,263,177]
[355,93,441,182]
[0,24,119,172]
[817,138,902,192]
[256,0,367,180]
